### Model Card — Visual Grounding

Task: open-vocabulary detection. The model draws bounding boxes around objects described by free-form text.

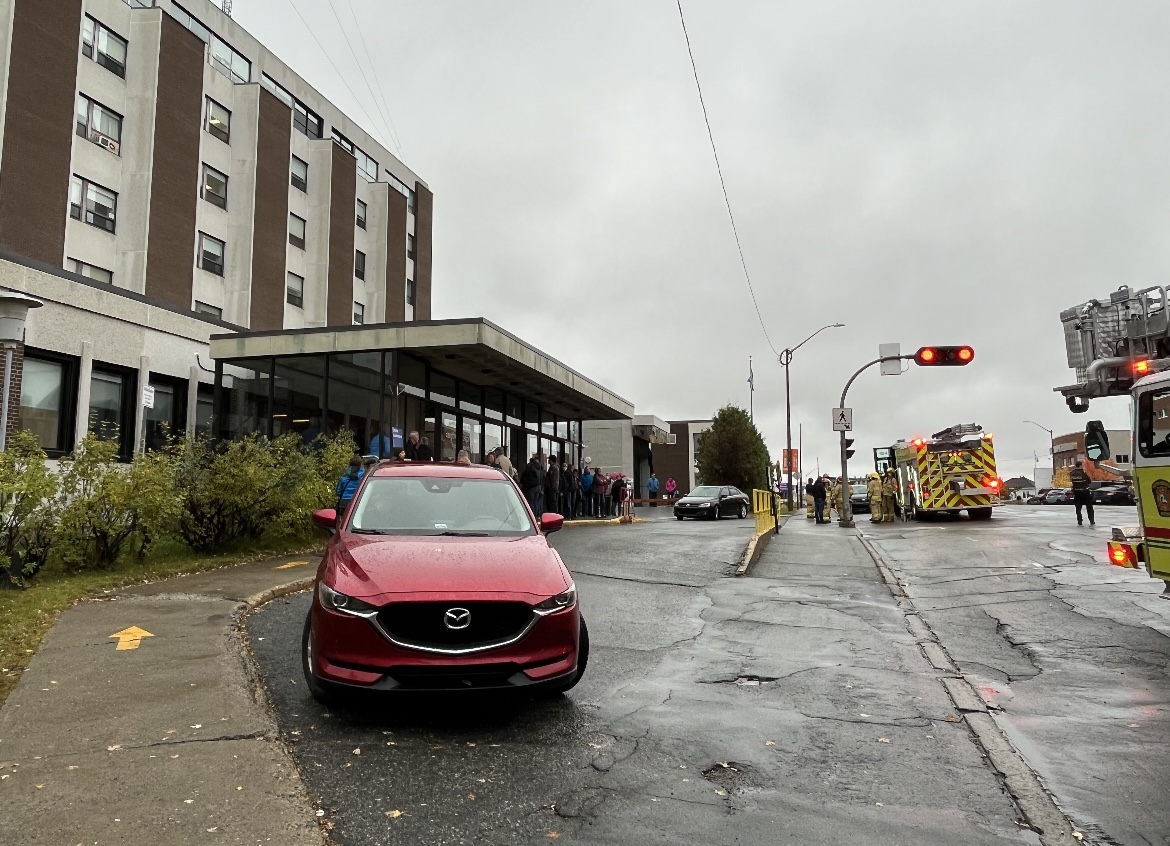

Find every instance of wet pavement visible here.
[864,504,1170,846]
[245,514,1041,845]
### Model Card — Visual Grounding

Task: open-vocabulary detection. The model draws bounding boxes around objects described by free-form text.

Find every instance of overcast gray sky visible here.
[236,0,1170,482]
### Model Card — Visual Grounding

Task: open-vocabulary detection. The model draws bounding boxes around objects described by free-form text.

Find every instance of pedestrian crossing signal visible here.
[914,346,974,366]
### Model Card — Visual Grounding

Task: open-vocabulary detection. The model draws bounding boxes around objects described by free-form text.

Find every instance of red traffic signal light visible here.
[914,346,974,366]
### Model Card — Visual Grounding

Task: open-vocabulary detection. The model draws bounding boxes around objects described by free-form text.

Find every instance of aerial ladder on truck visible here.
[1056,285,1170,594]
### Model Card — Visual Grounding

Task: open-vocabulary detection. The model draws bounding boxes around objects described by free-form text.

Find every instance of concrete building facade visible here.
[0,0,430,332]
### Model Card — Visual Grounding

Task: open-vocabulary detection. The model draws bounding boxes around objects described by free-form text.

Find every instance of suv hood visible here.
[326,534,570,602]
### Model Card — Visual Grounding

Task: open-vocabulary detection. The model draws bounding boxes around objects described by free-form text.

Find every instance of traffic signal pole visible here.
[837,355,909,528]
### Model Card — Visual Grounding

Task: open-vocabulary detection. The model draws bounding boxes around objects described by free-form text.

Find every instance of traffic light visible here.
[844,438,855,460]
[914,346,974,366]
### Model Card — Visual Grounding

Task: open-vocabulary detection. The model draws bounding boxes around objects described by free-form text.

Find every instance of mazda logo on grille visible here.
[443,607,471,630]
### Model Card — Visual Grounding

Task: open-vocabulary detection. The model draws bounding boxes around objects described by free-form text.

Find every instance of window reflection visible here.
[20,358,64,451]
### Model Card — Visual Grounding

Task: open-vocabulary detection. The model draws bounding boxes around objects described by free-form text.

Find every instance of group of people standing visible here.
[507,452,634,519]
[805,468,901,524]
[804,475,844,524]
[865,469,900,522]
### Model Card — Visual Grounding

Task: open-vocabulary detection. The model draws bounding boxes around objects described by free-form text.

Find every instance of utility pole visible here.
[748,356,754,422]
[779,323,844,512]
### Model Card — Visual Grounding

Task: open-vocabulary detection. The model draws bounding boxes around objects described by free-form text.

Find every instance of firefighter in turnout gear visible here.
[867,472,883,522]
[829,476,843,522]
[881,469,898,522]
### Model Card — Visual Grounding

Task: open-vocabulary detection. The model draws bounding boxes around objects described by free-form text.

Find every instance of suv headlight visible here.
[533,585,576,615]
[318,582,379,617]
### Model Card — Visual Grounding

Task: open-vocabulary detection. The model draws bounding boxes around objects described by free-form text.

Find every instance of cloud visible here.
[237,0,1166,477]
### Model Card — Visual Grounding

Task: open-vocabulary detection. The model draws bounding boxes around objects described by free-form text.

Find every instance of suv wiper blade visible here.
[350,528,395,534]
[434,530,491,537]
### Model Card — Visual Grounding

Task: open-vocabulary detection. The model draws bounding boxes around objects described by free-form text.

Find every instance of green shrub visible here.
[176,432,352,553]
[0,431,59,588]
[55,435,181,571]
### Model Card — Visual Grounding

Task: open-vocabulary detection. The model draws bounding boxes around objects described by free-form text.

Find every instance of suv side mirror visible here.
[540,513,564,534]
[313,508,338,531]
[1085,420,1110,462]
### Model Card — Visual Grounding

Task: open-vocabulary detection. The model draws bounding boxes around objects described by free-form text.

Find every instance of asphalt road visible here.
[245,512,1051,846]
[864,504,1170,846]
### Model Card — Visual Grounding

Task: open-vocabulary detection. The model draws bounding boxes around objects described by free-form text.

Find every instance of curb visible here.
[243,576,316,610]
[856,534,1081,845]
[735,518,781,577]
[562,517,646,528]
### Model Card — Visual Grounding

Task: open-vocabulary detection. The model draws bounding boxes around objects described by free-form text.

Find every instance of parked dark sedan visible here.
[674,485,751,520]
[850,484,870,514]
[1093,484,1135,506]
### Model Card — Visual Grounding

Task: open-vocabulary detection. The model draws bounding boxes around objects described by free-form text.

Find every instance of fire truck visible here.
[884,424,1001,520]
[1056,285,1170,592]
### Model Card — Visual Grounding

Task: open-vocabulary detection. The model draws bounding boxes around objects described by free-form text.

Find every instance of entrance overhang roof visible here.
[209,317,634,421]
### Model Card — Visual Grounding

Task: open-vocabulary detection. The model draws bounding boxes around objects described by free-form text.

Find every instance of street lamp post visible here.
[780,323,844,511]
[1023,419,1055,476]
[0,292,42,452]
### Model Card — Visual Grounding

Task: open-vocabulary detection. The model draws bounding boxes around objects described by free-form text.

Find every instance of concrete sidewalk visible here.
[0,552,326,846]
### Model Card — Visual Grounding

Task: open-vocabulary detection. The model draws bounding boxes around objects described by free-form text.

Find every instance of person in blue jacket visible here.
[336,455,365,516]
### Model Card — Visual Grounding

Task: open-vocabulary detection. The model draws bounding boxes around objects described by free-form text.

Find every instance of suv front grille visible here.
[377,601,535,652]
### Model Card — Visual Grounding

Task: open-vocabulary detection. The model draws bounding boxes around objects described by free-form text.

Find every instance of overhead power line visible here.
[342,0,404,158]
[675,0,779,358]
[285,0,395,154]
[324,0,403,159]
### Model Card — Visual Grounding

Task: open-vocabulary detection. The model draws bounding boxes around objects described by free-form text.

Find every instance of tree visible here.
[695,405,770,493]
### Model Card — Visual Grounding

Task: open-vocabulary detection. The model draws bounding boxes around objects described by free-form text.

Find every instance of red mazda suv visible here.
[302,461,587,702]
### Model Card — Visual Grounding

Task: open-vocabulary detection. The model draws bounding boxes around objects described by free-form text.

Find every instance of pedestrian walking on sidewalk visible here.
[648,473,660,506]
[1070,461,1095,526]
[881,469,898,523]
[809,476,827,523]
[866,472,883,522]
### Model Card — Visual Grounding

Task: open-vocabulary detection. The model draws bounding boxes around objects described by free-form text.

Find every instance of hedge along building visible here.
[208,319,634,468]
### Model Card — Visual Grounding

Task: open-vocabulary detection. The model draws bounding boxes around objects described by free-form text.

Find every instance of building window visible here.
[356,199,367,229]
[353,302,365,325]
[194,301,222,319]
[406,279,415,306]
[387,173,410,200]
[408,189,417,214]
[261,73,293,108]
[67,258,113,285]
[171,3,211,42]
[173,2,251,85]
[74,94,122,153]
[205,98,230,144]
[198,233,225,276]
[331,130,377,182]
[81,16,127,79]
[407,234,415,259]
[290,156,308,192]
[201,164,228,210]
[88,370,124,443]
[69,175,117,233]
[293,100,323,139]
[354,250,366,280]
[286,273,304,308]
[1116,453,1131,463]
[20,356,66,451]
[289,214,306,249]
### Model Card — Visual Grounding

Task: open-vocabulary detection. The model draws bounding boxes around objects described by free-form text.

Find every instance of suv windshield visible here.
[688,486,721,497]
[349,476,535,537]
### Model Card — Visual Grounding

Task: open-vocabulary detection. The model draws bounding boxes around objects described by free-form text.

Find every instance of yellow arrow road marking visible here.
[110,626,154,651]
[275,560,309,570]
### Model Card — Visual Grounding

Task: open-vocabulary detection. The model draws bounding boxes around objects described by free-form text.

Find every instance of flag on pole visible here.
[747,358,754,391]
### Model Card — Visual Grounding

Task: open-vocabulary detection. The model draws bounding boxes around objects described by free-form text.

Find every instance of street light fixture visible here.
[1023,419,1055,473]
[779,323,845,510]
[0,291,43,452]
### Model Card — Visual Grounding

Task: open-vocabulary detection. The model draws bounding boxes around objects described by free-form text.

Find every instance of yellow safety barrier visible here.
[752,489,777,534]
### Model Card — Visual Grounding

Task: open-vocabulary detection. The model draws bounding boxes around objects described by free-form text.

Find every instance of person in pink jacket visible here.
[664,477,678,500]
[594,471,612,517]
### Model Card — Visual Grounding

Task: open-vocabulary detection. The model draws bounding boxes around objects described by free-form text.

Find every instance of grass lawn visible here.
[0,536,322,707]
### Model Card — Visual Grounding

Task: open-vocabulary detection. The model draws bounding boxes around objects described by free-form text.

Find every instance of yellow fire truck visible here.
[886,423,1001,520]
[1056,285,1170,592]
